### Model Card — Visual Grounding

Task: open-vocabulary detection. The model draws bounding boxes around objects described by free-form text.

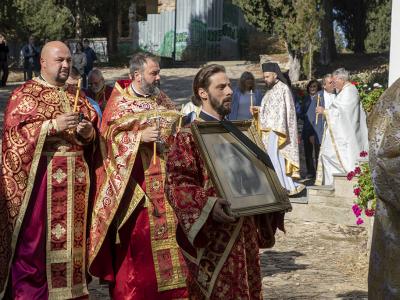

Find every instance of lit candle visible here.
[315,94,320,125]
[73,78,82,112]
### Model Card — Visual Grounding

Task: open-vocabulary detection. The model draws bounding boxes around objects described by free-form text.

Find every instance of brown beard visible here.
[209,94,231,117]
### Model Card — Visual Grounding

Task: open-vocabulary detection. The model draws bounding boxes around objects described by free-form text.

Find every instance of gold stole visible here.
[45,89,90,299]
[140,147,187,292]
[45,150,90,299]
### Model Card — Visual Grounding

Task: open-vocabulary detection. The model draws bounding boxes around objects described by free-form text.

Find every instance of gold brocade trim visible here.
[33,77,67,90]
[180,247,205,266]
[263,130,300,178]
[276,131,287,149]
[49,285,88,300]
[115,82,158,104]
[46,156,89,299]
[108,110,181,129]
[67,157,74,287]
[43,151,84,157]
[114,81,126,97]
[199,218,244,299]
[187,197,217,245]
[0,120,50,299]
[59,89,72,113]
[46,156,53,291]
[116,185,146,244]
[73,158,90,299]
[88,130,143,268]
[285,160,301,179]
[142,149,186,292]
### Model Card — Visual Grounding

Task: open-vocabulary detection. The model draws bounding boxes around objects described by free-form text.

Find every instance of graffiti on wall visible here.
[137,2,247,61]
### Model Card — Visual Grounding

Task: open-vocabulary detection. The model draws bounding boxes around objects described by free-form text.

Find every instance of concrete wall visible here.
[135,0,253,61]
[158,0,176,12]
[389,0,400,86]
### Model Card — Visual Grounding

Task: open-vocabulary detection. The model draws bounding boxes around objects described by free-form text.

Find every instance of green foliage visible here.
[235,0,322,50]
[353,81,385,113]
[234,0,322,78]
[364,0,391,52]
[0,0,75,40]
[16,0,74,40]
[349,154,376,225]
[232,0,273,32]
[333,0,391,53]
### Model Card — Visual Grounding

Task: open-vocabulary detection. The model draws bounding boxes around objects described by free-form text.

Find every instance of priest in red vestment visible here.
[0,41,98,299]
[165,64,285,299]
[85,68,113,111]
[88,52,188,299]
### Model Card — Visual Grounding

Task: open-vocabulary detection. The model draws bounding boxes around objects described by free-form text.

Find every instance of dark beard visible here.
[265,81,277,90]
[209,94,231,117]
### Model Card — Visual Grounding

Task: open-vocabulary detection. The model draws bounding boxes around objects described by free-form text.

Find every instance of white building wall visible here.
[389,0,400,86]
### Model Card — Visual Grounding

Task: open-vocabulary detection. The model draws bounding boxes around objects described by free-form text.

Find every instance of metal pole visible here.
[173,0,178,61]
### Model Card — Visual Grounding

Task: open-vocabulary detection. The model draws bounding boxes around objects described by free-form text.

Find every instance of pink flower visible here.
[360,151,368,158]
[354,167,361,175]
[356,217,364,225]
[347,171,355,181]
[353,187,361,196]
[365,209,375,217]
[352,204,362,217]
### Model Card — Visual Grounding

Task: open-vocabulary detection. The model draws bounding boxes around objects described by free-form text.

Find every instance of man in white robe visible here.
[316,68,368,185]
[256,62,304,196]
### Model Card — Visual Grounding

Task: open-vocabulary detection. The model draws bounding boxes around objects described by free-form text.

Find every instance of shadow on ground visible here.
[336,290,368,299]
[260,250,307,276]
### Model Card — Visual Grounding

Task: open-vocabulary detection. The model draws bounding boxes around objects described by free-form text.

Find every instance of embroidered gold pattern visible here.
[52,223,66,240]
[53,168,67,184]
[75,168,85,183]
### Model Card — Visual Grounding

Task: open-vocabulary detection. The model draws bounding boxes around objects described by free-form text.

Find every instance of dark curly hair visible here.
[306,79,322,95]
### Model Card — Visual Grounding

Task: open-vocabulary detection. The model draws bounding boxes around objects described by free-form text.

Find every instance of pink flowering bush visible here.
[347,151,376,225]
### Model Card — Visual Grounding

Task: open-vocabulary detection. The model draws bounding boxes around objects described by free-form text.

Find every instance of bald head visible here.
[40,41,72,86]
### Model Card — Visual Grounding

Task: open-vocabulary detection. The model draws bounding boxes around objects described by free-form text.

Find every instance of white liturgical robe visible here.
[316,82,369,185]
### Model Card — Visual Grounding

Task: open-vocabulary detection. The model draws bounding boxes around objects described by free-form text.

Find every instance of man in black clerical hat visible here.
[252,62,305,196]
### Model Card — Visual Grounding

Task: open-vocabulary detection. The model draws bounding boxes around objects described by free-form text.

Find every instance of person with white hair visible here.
[85,68,113,111]
[315,68,369,185]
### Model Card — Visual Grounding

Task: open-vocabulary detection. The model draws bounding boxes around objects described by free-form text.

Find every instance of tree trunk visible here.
[117,8,123,38]
[309,42,313,79]
[288,47,302,83]
[107,0,119,56]
[353,0,367,53]
[320,0,337,65]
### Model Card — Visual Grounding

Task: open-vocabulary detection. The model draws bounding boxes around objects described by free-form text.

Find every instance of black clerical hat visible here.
[261,62,288,85]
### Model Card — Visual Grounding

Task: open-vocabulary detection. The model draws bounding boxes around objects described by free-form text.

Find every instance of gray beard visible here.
[141,81,160,96]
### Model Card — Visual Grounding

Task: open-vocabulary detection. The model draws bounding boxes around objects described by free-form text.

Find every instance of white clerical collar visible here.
[130,82,150,98]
